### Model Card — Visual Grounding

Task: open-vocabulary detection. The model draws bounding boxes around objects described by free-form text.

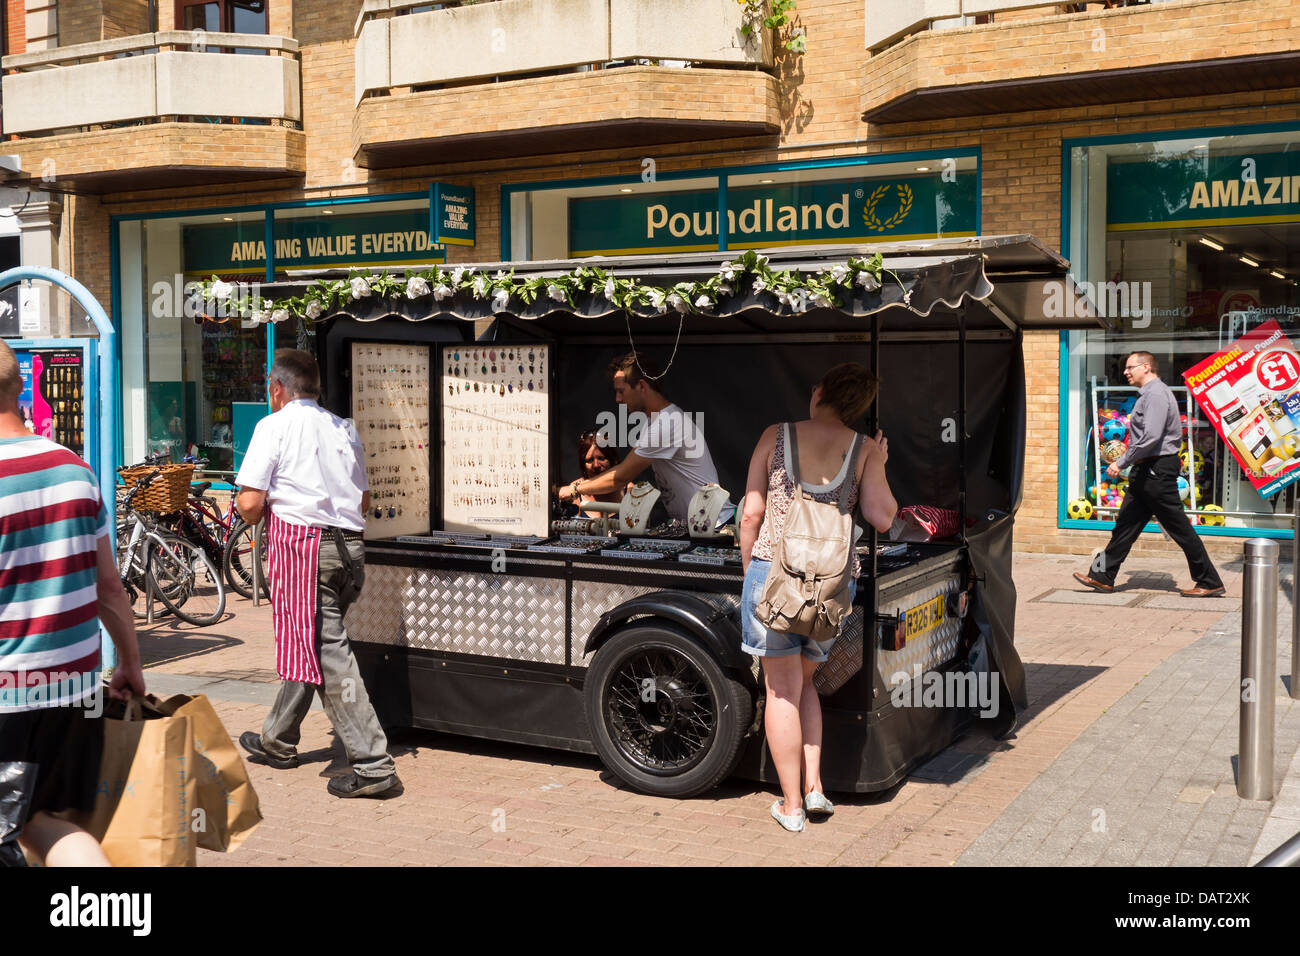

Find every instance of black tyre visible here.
[584,623,752,798]
[223,518,269,600]
[149,533,226,626]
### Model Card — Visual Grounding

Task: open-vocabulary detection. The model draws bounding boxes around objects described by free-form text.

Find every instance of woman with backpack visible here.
[739,363,898,832]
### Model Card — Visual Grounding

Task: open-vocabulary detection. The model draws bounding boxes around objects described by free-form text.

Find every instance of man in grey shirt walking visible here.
[1074,351,1225,597]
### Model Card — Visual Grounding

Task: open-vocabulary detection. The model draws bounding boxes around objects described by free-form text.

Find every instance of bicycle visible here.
[116,459,227,627]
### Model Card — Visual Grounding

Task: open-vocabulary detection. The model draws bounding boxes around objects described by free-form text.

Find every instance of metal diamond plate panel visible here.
[813,608,865,695]
[877,573,963,679]
[345,564,568,663]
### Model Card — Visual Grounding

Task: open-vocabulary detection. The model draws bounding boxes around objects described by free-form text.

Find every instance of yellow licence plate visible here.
[904,595,945,642]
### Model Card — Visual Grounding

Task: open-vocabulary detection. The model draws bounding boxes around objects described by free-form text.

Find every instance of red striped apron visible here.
[264,510,323,685]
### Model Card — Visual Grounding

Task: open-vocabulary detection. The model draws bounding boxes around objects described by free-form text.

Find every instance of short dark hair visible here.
[1126,351,1158,374]
[0,339,21,407]
[817,362,879,424]
[607,351,666,394]
[269,348,320,398]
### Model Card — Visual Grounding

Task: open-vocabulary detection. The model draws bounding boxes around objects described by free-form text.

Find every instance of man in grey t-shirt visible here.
[558,352,735,525]
[1074,351,1224,597]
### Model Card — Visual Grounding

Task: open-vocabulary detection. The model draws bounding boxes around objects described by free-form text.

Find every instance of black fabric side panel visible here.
[966,517,1027,723]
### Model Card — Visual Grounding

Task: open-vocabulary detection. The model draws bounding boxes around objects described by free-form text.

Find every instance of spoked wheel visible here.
[149,533,226,626]
[223,518,269,600]
[584,624,751,798]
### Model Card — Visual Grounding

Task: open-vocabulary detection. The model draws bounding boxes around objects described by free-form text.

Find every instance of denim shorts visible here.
[740,558,857,663]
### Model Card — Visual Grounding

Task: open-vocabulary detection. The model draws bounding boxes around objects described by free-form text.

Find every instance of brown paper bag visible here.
[73,695,198,867]
[158,694,262,852]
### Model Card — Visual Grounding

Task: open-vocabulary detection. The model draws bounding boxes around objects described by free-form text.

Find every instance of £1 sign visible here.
[1256,349,1300,393]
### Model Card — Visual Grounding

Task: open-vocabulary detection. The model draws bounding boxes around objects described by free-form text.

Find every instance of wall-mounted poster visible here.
[351,343,432,539]
[1184,318,1300,498]
[14,348,85,457]
[442,344,549,538]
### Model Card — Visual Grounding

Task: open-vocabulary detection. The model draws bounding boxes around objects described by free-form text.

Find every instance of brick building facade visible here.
[3,0,1299,558]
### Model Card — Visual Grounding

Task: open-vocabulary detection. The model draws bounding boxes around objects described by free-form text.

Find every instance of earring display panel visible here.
[442,344,549,538]
[352,343,432,540]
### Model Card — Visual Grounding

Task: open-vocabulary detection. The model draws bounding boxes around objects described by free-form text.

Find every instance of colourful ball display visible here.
[1102,440,1127,464]
[1067,498,1094,520]
[1200,503,1226,527]
[1180,449,1205,476]
[1101,419,1128,442]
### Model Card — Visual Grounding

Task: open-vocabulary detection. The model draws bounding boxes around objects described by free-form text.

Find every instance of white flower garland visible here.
[194,249,899,325]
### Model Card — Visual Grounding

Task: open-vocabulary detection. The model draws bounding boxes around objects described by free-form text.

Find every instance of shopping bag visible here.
[72,695,197,867]
[157,693,262,852]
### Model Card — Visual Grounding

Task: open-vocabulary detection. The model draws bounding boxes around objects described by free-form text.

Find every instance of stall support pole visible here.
[869,312,880,578]
[1240,538,1278,800]
[957,313,967,538]
[1293,493,1300,700]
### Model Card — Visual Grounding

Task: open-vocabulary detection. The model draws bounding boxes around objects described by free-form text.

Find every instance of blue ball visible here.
[1101,419,1127,442]
[1177,476,1190,500]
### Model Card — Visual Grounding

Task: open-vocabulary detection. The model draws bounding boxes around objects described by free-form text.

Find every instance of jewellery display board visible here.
[441,344,550,538]
[352,343,433,540]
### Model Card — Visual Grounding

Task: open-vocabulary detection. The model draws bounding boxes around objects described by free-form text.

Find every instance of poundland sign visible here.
[182,207,446,275]
[569,172,977,255]
[1107,150,1300,231]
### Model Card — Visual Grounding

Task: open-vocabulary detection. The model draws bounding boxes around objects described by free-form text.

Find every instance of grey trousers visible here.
[260,538,396,778]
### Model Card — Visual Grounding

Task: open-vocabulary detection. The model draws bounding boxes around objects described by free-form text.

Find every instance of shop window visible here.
[1064,129,1300,532]
[505,155,978,260]
[118,212,270,476]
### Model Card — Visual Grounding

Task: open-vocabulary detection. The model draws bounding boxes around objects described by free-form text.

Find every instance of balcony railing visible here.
[355,0,770,101]
[2,32,301,136]
[866,0,1171,52]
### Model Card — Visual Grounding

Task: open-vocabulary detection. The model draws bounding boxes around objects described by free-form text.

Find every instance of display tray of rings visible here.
[528,534,611,555]
[599,538,693,561]
[677,545,742,567]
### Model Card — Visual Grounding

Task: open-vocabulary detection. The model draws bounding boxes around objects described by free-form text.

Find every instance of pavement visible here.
[131,548,1300,866]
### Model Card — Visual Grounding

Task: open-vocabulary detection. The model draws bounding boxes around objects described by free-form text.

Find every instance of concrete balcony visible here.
[863,0,1300,124]
[353,0,778,166]
[1,32,305,192]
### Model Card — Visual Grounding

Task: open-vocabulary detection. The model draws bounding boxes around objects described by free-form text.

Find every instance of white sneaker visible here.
[804,791,835,817]
[770,800,805,832]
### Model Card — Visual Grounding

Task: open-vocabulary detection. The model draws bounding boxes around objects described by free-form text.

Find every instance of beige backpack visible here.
[755,424,861,643]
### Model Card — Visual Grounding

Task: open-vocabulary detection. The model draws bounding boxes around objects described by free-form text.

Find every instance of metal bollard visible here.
[252,518,265,608]
[1240,538,1278,801]
[1293,496,1300,700]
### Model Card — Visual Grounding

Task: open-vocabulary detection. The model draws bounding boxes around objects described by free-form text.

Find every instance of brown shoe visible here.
[1179,585,1226,598]
[1072,571,1114,593]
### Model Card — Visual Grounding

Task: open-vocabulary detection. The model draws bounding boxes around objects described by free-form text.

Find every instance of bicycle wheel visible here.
[223,518,269,600]
[148,532,226,626]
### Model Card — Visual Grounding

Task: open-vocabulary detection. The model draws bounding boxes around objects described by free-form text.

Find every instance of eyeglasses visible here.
[1123,363,1148,372]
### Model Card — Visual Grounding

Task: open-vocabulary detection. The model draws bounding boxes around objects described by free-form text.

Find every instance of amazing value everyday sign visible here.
[1107,150,1300,231]
[568,172,977,255]
[182,207,446,274]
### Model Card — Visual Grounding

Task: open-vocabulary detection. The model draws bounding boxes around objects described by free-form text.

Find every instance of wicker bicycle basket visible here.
[118,463,196,513]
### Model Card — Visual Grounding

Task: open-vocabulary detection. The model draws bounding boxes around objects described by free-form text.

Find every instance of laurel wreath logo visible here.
[862,184,914,232]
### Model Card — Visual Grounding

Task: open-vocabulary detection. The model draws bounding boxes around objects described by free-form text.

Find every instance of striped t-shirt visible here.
[0,436,108,712]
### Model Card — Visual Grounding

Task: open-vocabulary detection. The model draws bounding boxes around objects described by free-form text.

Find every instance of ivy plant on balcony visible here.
[738,0,804,54]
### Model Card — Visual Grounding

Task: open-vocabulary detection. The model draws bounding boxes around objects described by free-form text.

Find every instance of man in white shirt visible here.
[234,349,401,799]
[558,352,735,524]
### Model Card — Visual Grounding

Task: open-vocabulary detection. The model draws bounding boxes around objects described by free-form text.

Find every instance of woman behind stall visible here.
[575,430,627,519]
[739,363,897,833]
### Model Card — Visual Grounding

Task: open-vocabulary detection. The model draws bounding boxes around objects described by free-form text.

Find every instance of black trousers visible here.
[1095,454,1223,589]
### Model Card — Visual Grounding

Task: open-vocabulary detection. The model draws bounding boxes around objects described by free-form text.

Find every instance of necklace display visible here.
[687,483,732,539]
[618,481,660,535]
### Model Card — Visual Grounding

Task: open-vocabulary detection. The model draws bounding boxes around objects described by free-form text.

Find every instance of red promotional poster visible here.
[1183,319,1300,497]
